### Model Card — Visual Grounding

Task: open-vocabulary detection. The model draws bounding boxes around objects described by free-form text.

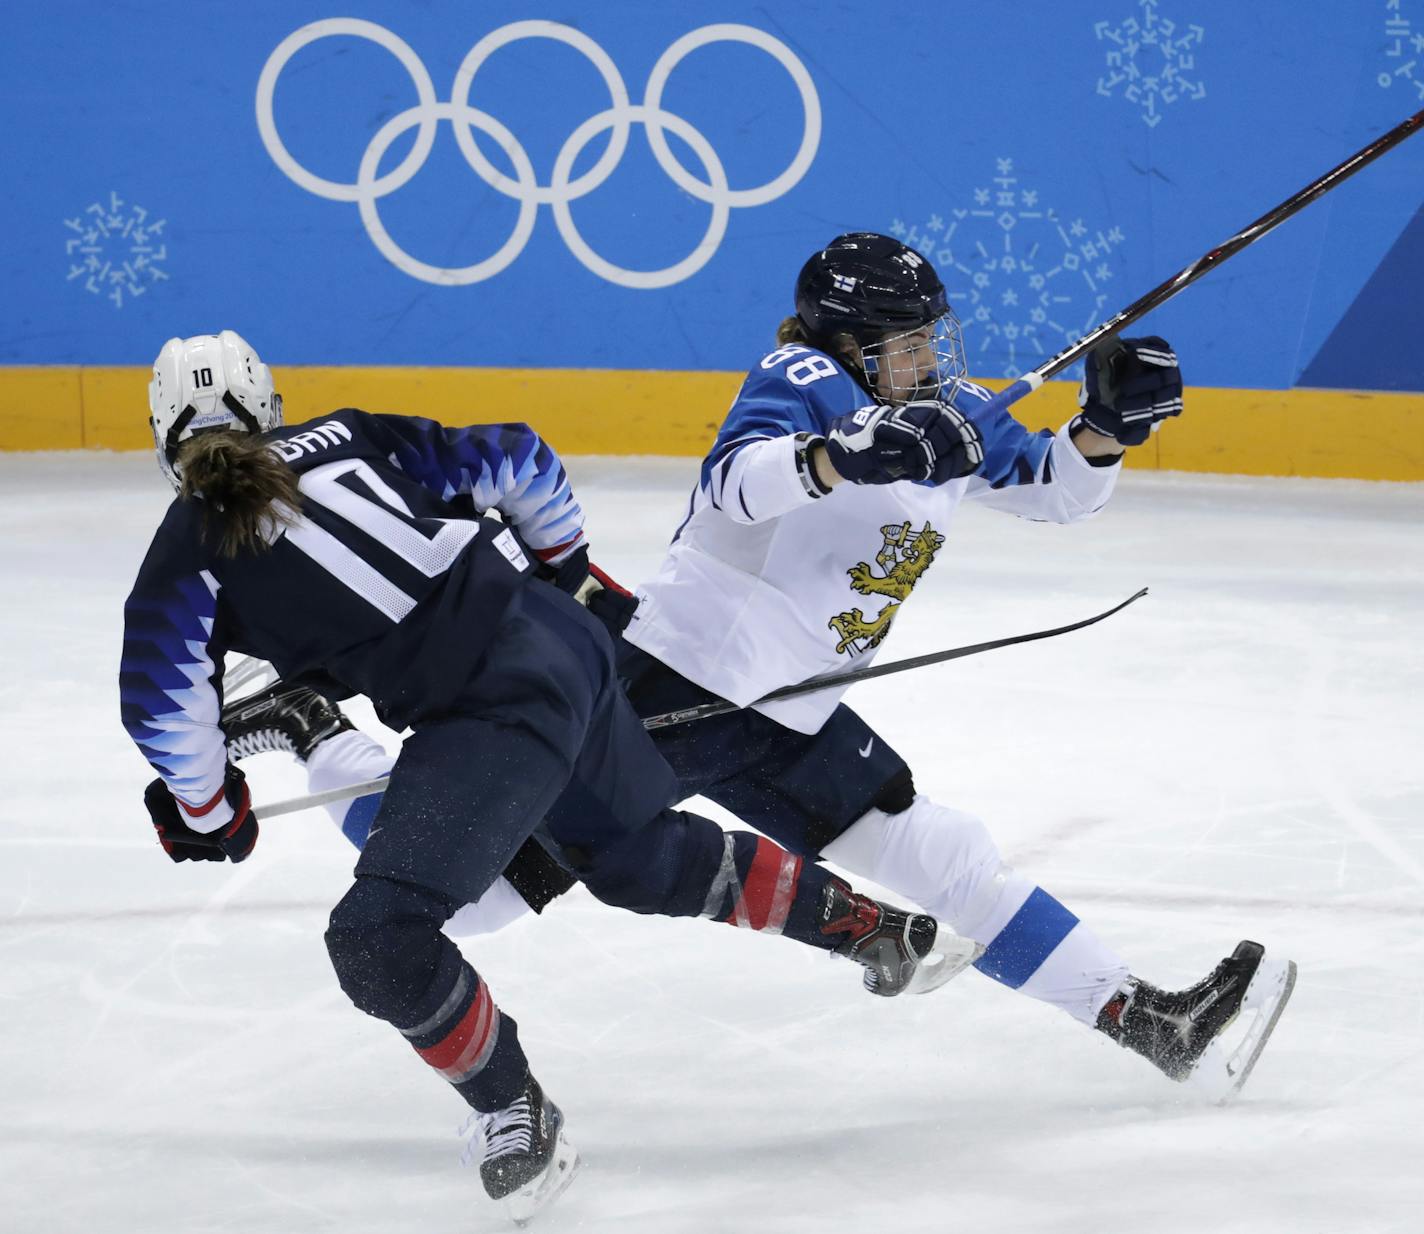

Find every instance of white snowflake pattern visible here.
[1095,0,1205,128]
[64,192,169,310]
[890,159,1128,380]
[1379,0,1424,98]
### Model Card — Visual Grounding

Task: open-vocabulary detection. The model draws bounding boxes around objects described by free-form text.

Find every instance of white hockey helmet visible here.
[148,330,283,490]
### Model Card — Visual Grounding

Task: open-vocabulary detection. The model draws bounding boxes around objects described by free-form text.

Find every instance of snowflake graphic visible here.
[1095,0,1205,128]
[1379,0,1424,98]
[891,159,1127,381]
[64,191,168,310]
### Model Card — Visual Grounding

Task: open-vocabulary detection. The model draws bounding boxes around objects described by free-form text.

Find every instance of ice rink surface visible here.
[3,452,1422,1234]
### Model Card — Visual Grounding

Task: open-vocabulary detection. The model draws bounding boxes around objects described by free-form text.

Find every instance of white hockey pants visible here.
[822,795,1129,1026]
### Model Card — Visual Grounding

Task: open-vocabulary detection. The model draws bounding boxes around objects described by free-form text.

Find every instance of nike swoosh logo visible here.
[859,739,874,757]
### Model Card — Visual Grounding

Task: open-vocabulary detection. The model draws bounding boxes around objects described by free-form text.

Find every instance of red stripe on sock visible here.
[726,838,799,932]
[415,980,497,1082]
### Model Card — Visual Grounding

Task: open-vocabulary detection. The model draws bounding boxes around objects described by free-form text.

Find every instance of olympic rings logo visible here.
[256,19,821,289]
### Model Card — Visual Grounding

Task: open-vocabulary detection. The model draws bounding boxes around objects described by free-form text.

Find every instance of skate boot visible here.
[461,1077,581,1224]
[819,877,950,997]
[1096,940,1297,1102]
[220,680,354,762]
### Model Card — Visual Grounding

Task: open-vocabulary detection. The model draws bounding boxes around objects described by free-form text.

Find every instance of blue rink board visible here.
[2,0,1421,391]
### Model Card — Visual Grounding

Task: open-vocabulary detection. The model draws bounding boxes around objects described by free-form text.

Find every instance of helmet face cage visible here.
[858,309,968,406]
[793,233,969,405]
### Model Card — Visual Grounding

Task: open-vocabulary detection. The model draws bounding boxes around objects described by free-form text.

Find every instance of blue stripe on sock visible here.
[972,887,1079,989]
[341,786,387,849]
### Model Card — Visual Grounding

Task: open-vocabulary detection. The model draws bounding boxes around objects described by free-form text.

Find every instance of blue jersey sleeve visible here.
[951,380,1058,490]
[952,380,1118,521]
[349,413,587,563]
[119,513,229,811]
[699,346,867,511]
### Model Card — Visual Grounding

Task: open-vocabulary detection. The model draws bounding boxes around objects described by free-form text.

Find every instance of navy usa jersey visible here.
[120,410,586,821]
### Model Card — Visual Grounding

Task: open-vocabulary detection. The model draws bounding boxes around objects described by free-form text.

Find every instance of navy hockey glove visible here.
[144,765,259,863]
[1077,336,1183,446]
[824,401,984,485]
[581,562,639,635]
[534,543,590,595]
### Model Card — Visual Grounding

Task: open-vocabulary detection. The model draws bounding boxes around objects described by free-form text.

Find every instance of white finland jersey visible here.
[625,345,1119,734]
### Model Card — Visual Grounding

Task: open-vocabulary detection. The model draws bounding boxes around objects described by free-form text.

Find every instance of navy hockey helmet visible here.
[794,232,966,403]
[795,232,948,340]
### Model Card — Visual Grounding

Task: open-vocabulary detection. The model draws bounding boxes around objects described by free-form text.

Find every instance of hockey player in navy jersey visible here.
[438,233,1295,1099]
[119,330,948,1221]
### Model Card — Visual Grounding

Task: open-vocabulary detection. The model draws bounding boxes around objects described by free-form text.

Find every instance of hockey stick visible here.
[976,105,1424,417]
[251,110,1423,821]
[641,586,1148,729]
[253,588,1147,818]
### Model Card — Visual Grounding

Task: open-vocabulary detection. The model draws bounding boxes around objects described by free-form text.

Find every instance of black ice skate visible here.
[461,1077,581,1224]
[819,878,952,997]
[220,680,354,762]
[1096,940,1297,1103]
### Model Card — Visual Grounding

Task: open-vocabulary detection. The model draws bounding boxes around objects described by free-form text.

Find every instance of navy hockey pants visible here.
[351,584,679,907]
[324,584,842,1110]
[614,640,914,858]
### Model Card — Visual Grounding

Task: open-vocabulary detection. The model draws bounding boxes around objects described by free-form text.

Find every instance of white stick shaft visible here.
[260,776,390,819]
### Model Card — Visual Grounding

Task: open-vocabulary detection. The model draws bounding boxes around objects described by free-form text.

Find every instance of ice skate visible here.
[819,878,973,996]
[462,1078,581,1224]
[1096,940,1296,1102]
[220,680,353,762]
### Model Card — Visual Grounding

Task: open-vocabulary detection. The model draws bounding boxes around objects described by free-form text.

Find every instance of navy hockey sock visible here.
[576,809,854,953]
[401,962,529,1112]
[701,833,836,948]
[326,875,532,1111]
[689,832,933,985]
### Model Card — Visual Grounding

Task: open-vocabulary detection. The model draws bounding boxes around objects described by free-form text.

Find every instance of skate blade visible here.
[221,654,278,699]
[1185,957,1297,1105]
[1218,956,1297,1104]
[907,934,985,996]
[505,1128,582,1226]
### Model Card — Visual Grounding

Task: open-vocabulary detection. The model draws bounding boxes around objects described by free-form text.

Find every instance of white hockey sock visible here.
[821,795,1129,1026]
[443,879,535,938]
[303,729,395,847]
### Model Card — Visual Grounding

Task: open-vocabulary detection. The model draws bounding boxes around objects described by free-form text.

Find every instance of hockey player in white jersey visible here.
[415,232,1287,1098]
[603,231,1295,1098]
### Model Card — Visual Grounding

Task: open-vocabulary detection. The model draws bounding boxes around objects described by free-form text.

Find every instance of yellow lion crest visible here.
[828,520,945,654]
